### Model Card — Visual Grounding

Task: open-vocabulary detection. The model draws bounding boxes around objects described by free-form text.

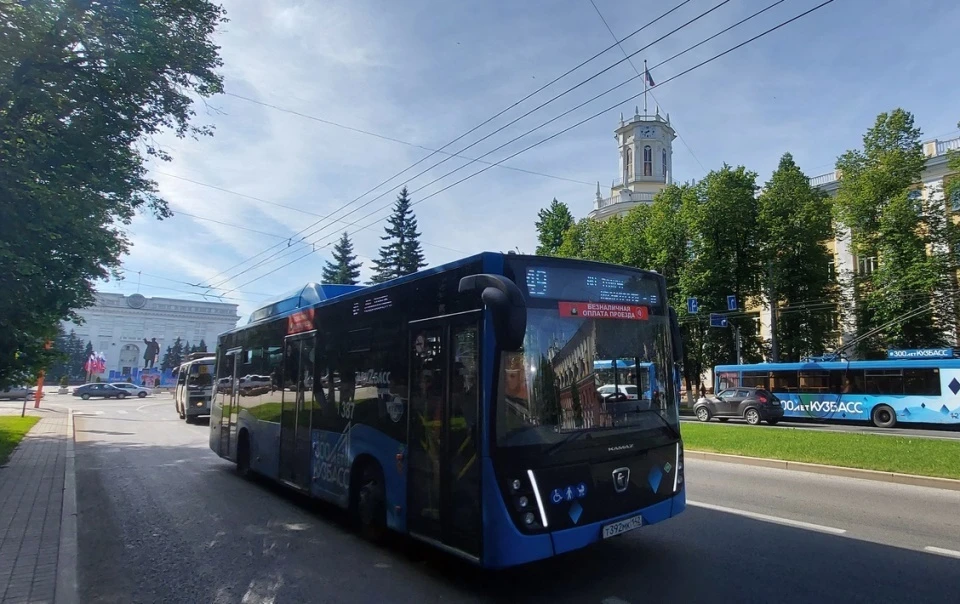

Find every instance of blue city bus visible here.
[714,359,960,428]
[209,253,686,568]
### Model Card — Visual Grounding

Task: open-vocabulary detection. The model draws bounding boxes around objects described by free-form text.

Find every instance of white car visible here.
[597,384,639,400]
[109,382,153,398]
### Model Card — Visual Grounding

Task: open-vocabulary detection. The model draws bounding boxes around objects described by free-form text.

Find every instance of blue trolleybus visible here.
[714,358,960,428]
[209,253,686,568]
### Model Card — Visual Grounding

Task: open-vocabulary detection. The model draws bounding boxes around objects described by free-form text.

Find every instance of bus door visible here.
[219,350,241,456]
[279,332,316,490]
[407,311,482,559]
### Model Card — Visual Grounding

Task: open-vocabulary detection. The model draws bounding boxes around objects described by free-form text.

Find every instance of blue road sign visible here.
[710,313,728,328]
[727,295,737,311]
[687,297,699,314]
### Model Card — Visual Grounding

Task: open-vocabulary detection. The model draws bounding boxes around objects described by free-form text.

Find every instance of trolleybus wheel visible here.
[871,404,897,429]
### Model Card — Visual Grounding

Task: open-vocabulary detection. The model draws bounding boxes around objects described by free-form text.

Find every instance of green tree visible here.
[943,121,960,344]
[161,337,185,371]
[833,109,951,356]
[646,184,696,392]
[322,232,363,285]
[197,339,208,353]
[555,205,651,268]
[681,165,764,369]
[0,0,227,389]
[534,198,574,256]
[370,187,427,283]
[758,153,837,361]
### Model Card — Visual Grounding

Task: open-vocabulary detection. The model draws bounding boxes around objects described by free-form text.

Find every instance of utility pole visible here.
[768,261,779,362]
[734,324,742,365]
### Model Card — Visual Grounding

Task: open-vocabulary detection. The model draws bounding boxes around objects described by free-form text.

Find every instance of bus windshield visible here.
[188,362,214,388]
[496,261,679,448]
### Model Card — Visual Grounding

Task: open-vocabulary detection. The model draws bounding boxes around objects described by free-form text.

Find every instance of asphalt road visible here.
[38,393,960,603]
[680,414,960,440]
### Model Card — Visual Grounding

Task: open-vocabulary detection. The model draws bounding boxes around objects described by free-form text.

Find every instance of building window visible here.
[950,187,960,212]
[643,145,652,176]
[662,148,667,177]
[857,256,877,275]
[827,260,836,280]
[624,147,633,179]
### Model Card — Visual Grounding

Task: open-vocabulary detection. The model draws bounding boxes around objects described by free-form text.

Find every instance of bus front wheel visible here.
[871,405,897,429]
[236,430,251,479]
[353,460,386,543]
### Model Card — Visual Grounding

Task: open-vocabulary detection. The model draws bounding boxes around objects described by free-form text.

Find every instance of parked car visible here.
[0,386,38,400]
[72,383,129,400]
[109,382,152,398]
[694,386,784,426]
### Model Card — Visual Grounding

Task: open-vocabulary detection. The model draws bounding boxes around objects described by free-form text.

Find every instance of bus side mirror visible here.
[669,306,683,365]
[459,274,527,351]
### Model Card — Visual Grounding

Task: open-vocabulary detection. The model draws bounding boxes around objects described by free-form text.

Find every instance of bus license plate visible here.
[602,514,643,539]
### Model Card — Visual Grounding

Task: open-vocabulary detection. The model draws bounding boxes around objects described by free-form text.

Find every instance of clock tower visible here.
[589,106,677,220]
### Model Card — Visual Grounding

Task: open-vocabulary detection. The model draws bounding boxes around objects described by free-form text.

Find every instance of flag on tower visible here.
[644,67,655,87]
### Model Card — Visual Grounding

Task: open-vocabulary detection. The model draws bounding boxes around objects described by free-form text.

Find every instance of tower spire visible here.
[596,182,602,201]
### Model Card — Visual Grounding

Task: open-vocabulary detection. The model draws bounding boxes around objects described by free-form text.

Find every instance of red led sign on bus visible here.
[558,301,648,321]
[287,308,315,334]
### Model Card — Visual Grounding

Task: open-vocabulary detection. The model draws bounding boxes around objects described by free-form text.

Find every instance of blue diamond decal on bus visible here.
[950,378,960,395]
[941,405,951,415]
[568,500,583,524]
[664,462,672,474]
[648,466,663,492]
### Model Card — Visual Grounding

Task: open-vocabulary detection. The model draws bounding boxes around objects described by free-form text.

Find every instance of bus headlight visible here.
[503,472,549,531]
[673,442,684,491]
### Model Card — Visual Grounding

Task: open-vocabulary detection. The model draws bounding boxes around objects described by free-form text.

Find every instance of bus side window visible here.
[771,370,799,393]
[904,368,941,396]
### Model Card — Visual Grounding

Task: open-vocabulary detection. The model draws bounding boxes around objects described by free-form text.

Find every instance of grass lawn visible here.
[0,416,40,466]
[681,422,960,480]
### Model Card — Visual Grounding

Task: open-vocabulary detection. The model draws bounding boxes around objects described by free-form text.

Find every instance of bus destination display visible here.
[526,266,658,305]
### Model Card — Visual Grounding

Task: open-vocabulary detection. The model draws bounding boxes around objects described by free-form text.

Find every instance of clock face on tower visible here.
[637,126,656,138]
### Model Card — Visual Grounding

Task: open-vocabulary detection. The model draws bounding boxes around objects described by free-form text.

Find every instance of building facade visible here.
[588,107,676,220]
[63,292,240,379]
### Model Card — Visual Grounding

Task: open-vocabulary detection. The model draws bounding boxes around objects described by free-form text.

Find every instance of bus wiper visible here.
[623,408,681,440]
[544,429,592,456]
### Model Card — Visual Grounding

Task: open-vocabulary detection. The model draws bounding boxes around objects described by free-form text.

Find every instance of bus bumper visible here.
[550,488,685,556]
[481,455,685,568]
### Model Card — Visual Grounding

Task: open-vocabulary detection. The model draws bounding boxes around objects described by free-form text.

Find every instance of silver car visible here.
[0,386,38,400]
[109,382,153,398]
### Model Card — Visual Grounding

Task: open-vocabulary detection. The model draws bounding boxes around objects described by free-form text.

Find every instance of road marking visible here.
[687,500,847,535]
[136,401,168,413]
[924,546,960,558]
[117,410,128,414]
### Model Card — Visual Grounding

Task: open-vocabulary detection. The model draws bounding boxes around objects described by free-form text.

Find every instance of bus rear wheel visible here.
[353,461,386,543]
[871,405,897,429]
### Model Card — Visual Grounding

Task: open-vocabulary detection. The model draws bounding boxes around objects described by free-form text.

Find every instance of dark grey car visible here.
[694,387,784,426]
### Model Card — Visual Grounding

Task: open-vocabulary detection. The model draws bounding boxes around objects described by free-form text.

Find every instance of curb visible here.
[55,408,79,604]
[685,449,960,492]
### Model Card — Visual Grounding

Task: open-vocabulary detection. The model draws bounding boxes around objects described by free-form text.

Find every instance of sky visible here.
[101,0,960,321]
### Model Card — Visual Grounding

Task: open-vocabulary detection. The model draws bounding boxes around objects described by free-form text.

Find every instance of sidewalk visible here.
[0,406,75,604]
